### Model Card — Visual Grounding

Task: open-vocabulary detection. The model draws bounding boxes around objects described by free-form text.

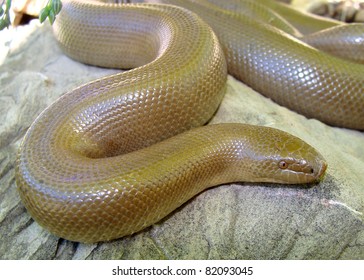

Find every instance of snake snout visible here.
[316,160,328,181]
[276,157,327,184]
[271,132,328,184]
[296,156,327,183]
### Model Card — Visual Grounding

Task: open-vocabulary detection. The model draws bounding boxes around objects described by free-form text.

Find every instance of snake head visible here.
[273,154,327,184]
[229,125,328,185]
[258,127,327,184]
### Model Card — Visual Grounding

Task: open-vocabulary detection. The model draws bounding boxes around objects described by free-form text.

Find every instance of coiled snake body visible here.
[18,0,364,242]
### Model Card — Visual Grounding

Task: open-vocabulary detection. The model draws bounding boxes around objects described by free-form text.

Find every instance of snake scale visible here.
[17,0,364,242]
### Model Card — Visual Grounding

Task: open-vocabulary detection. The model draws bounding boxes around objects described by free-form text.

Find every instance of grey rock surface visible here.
[0,22,363,260]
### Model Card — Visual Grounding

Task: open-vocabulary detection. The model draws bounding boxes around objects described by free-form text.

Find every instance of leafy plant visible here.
[0,0,133,31]
[39,0,62,25]
[0,0,11,30]
[0,0,62,30]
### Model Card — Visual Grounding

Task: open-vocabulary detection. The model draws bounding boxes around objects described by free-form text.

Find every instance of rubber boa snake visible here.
[19,0,364,242]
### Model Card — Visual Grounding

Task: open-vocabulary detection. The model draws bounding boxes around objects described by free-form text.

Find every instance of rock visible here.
[12,0,48,17]
[0,21,363,260]
[307,0,364,23]
[355,9,364,22]
[307,1,328,16]
[290,0,324,12]
[334,2,357,22]
[11,0,47,26]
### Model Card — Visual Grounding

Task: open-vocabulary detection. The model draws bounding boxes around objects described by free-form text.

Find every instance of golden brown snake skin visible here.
[15,0,330,243]
[150,0,364,130]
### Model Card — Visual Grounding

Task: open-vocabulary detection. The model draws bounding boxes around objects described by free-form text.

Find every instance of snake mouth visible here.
[301,159,328,182]
[299,157,328,181]
[278,158,328,184]
[299,159,327,182]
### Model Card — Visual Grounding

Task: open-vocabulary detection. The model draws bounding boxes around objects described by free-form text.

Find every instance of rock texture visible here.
[1,21,363,260]
[305,0,364,22]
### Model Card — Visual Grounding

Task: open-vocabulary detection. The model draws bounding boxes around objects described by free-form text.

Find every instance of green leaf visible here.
[39,7,49,23]
[52,0,62,15]
[0,18,10,31]
[0,20,6,30]
[0,9,10,30]
[48,9,55,25]
[38,0,63,25]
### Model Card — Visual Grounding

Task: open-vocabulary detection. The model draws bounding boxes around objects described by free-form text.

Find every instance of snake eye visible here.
[278,160,288,169]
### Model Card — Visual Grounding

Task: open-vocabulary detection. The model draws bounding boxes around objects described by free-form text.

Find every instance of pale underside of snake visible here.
[17,0,364,243]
